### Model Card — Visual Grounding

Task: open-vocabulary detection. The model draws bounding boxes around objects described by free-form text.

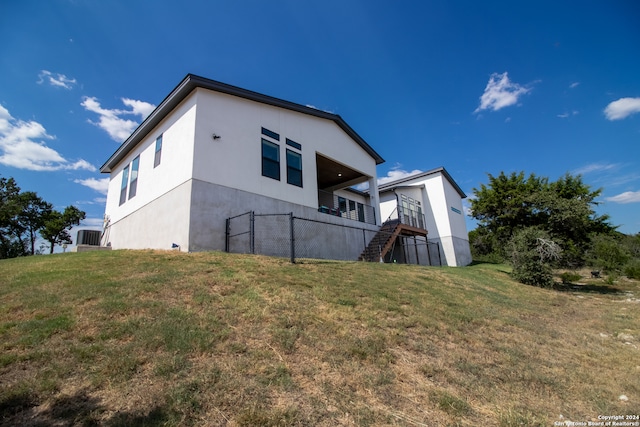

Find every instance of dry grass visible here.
[0,250,638,426]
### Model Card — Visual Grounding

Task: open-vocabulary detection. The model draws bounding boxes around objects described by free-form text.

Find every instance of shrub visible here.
[624,260,640,280]
[588,235,630,273]
[559,272,581,284]
[508,227,560,288]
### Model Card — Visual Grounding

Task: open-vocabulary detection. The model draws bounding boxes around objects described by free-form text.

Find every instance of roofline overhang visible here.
[100,74,384,173]
[373,167,467,198]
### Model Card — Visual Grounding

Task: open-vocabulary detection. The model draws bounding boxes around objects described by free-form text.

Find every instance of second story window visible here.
[119,165,129,206]
[286,149,302,187]
[261,139,280,180]
[129,156,140,199]
[154,135,163,168]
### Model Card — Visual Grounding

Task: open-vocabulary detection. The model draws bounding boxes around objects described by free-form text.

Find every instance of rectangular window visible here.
[154,135,163,168]
[357,202,365,223]
[261,127,280,141]
[286,138,301,150]
[119,165,129,206]
[338,196,347,214]
[129,155,139,199]
[286,149,302,187]
[261,139,280,180]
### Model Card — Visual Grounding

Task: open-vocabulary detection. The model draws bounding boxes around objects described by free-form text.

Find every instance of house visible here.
[100,74,471,266]
[100,74,384,257]
[371,168,472,266]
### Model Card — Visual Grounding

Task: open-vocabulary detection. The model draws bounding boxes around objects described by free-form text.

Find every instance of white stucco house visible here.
[372,168,472,267]
[100,74,471,266]
[100,74,384,257]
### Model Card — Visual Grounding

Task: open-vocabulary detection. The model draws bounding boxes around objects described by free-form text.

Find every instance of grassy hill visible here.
[0,250,638,426]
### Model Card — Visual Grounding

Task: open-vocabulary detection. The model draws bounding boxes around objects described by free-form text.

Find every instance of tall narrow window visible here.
[286,149,302,187]
[119,165,129,206]
[261,139,280,180]
[129,156,139,199]
[154,135,163,167]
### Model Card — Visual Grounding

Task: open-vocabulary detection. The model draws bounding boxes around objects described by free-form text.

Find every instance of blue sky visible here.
[1,0,639,243]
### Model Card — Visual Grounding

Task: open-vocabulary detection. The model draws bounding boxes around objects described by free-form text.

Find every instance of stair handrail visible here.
[384,207,399,225]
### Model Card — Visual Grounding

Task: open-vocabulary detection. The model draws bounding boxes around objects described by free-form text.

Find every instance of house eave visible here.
[375,167,467,198]
[100,74,384,173]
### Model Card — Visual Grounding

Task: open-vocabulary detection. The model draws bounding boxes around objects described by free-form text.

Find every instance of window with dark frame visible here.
[261,127,280,141]
[119,165,129,206]
[286,138,301,150]
[261,139,280,180]
[128,156,139,199]
[154,135,163,168]
[286,149,302,187]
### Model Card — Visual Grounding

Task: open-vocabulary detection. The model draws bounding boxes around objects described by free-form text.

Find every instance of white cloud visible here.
[74,177,109,194]
[37,70,77,89]
[0,104,96,172]
[605,190,640,204]
[572,162,620,175]
[557,110,579,119]
[81,96,155,142]
[474,72,531,113]
[604,97,640,120]
[569,82,580,89]
[377,166,423,186]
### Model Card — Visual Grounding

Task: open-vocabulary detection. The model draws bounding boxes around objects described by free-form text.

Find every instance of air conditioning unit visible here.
[77,230,101,246]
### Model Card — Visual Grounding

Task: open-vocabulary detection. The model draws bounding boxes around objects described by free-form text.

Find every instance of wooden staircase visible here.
[359,220,428,262]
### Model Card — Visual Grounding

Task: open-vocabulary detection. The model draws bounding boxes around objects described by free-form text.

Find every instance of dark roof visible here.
[375,167,467,198]
[100,74,384,173]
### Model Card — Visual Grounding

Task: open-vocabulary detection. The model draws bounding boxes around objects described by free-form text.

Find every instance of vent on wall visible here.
[77,230,101,246]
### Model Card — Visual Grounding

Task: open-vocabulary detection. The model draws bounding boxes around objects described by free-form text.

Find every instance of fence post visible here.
[225,218,230,252]
[250,211,255,254]
[289,213,295,264]
[362,229,367,259]
[414,236,420,265]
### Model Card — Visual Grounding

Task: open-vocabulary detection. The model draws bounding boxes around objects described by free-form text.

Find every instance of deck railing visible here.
[385,206,426,229]
[317,190,376,225]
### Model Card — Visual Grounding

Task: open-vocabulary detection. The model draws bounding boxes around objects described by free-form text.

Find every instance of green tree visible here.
[0,177,28,258]
[470,172,547,252]
[41,206,86,254]
[470,171,615,266]
[588,234,630,273]
[508,227,561,287]
[16,191,53,255]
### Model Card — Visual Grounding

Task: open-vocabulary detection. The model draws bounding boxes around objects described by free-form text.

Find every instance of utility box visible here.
[77,230,101,246]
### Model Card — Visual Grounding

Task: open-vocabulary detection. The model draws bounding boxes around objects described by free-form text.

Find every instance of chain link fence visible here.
[225,211,442,265]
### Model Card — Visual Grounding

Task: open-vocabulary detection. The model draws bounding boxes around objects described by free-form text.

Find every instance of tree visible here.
[41,206,86,254]
[470,171,616,266]
[470,172,547,251]
[16,192,52,255]
[0,177,28,258]
[509,227,561,287]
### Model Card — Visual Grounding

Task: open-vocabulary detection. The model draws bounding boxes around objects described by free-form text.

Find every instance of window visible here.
[286,149,302,187]
[286,138,301,150]
[338,196,347,214]
[261,127,280,141]
[154,135,163,167]
[261,139,280,180]
[129,156,139,199]
[119,165,129,206]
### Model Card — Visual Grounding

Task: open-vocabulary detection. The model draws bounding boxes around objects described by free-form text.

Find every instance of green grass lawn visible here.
[1,250,638,426]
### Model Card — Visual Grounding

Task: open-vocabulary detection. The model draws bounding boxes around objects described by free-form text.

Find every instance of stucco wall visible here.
[188,179,379,259]
[104,180,192,250]
[104,94,197,224]
[377,171,472,266]
[190,89,378,211]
